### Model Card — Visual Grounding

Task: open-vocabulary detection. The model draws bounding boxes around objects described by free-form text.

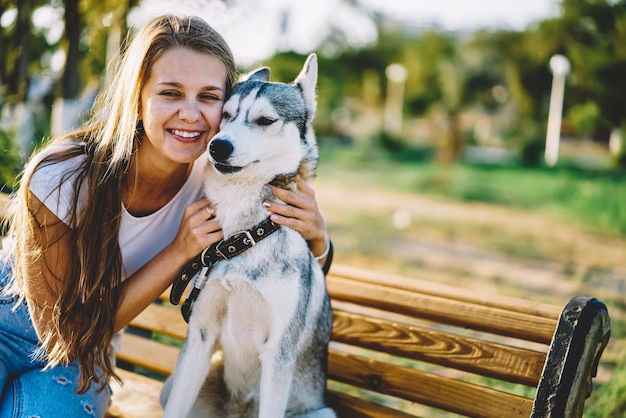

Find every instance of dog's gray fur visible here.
[160,54,335,418]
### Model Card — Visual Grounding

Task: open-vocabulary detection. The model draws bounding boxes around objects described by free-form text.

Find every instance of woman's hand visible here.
[263,175,329,261]
[116,197,222,331]
[172,197,223,261]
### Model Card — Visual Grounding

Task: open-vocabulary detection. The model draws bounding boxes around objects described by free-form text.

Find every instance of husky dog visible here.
[160,54,335,418]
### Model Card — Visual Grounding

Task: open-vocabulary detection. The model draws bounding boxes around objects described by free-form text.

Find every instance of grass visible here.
[318,144,626,237]
[586,348,626,418]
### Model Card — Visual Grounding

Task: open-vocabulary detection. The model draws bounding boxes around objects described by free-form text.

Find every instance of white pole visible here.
[383,63,408,137]
[545,55,570,166]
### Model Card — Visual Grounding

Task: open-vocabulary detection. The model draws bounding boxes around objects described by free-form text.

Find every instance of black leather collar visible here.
[170,217,281,308]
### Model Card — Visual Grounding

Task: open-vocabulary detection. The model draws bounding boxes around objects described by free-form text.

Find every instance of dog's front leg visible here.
[258,349,297,418]
[162,324,218,418]
[162,283,226,418]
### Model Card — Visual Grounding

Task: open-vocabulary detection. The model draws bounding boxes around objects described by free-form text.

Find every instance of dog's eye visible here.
[256,117,276,126]
[222,111,232,120]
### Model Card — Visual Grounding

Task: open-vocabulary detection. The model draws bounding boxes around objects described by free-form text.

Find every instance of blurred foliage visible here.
[2,0,626,167]
[266,1,624,167]
[0,103,21,187]
[568,100,601,140]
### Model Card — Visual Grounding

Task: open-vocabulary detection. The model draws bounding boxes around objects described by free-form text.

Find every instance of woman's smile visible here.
[169,129,204,143]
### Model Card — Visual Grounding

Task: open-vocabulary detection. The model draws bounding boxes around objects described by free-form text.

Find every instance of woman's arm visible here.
[23,192,73,346]
[24,193,223,343]
[114,198,222,332]
[262,175,332,268]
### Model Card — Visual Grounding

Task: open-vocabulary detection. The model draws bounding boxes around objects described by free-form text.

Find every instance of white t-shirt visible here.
[29,143,206,280]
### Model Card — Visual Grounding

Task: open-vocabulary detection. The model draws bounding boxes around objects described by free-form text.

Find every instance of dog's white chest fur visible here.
[198,251,303,352]
[205,275,272,392]
[196,257,304,387]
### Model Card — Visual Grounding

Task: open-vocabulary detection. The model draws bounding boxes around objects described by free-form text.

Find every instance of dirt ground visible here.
[314,178,625,378]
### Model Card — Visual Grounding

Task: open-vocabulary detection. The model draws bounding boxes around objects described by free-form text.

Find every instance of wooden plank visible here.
[107,368,164,418]
[328,350,534,418]
[130,303,187,340]
[327,390,418,418]
[117,333,178,376]
[146,281,557,348]
[109,370,418,418]
[329,264,562,319]
[332,310,546,386]
[108,371,414,418]
[327,276,557,344]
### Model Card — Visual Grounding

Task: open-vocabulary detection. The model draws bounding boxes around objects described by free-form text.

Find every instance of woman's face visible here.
[139,47,227,167]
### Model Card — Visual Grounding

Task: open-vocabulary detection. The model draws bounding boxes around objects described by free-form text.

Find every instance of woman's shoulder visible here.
[28,140,88,224]
[29,140,86,188]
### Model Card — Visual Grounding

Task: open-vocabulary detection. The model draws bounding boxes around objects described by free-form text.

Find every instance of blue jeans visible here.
[0,257,111,417]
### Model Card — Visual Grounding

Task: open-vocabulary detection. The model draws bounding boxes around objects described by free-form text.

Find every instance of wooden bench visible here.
[105,263,610,418]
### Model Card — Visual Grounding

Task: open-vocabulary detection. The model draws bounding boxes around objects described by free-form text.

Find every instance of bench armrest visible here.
[532,296,611,418]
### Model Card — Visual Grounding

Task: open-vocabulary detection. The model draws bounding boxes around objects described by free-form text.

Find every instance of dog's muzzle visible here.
[209,138,243,173]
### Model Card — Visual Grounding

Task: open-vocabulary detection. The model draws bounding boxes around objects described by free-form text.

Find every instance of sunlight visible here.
[128,0,376,66]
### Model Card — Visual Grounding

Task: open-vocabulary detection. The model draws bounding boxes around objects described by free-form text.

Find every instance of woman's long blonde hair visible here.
[7,14,236,393]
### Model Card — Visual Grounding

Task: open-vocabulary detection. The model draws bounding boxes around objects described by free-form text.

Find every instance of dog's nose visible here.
[209,139,233,163]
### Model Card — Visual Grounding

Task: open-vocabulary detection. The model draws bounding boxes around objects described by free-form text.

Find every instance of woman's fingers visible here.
[263,175,326,243]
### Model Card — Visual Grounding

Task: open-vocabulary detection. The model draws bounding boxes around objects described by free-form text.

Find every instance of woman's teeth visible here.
[171,129,200,139]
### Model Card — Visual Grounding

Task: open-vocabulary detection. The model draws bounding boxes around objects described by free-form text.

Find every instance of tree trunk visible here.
[0,2,8,86]
[437,111,464,165]
[52,0,83,136]
[7,0,32,101]
[62,0,81,99]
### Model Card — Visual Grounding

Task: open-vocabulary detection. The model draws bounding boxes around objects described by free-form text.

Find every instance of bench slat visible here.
[115,337,534,418]
[327,276,556,344]
[131,301,547,387]
[106,369,164,418]
[326,390,417,418]
[108,370,415,418]
[332,309,546,386]
[329,264,562,319]
[328,349,534,418]
[130,303,186,340]
[116,333,178,376]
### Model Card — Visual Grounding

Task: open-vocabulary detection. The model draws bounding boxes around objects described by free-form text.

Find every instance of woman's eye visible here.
[160,90,180,97]
[256,117,275,126]
[200,94,220,101]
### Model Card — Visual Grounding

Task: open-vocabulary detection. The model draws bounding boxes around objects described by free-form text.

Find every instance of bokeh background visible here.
[1,0,625,416]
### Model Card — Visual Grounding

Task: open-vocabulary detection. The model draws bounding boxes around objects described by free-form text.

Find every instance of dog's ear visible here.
[293,53,318,117]
[240,67,270,82]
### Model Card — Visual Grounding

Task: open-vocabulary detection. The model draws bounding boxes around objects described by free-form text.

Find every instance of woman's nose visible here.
[179,99,201,123]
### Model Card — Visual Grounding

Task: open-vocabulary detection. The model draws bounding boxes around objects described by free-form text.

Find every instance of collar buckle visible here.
[215,230,256,259]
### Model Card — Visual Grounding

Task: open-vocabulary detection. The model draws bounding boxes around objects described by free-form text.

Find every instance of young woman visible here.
[0,14,331,417]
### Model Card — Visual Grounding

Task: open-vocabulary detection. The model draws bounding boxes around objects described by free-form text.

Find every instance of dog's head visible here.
[207,54,318,186]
